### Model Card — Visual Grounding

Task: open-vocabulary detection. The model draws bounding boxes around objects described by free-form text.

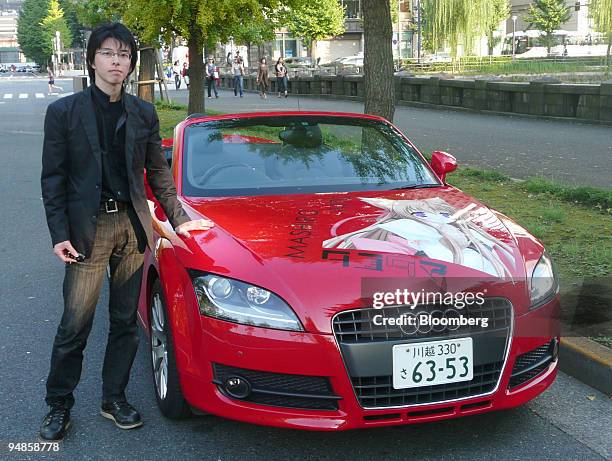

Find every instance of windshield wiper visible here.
[391,183,441,190]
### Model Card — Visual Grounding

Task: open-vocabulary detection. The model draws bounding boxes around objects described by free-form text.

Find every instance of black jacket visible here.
[41,85,190,257]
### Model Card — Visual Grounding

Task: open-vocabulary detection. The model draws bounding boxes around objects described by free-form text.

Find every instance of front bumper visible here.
[176,297,560,431]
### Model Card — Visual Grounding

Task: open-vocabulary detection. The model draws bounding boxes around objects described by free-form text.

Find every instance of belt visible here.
[99,199,129,213]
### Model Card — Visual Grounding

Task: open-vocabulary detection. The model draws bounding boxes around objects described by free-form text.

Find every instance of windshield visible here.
[181,116,440,197]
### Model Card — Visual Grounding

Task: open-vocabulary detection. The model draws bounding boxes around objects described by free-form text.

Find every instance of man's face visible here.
[91,38,132,86]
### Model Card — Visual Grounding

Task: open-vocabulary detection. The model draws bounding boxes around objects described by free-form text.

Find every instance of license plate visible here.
[392,338,473,389]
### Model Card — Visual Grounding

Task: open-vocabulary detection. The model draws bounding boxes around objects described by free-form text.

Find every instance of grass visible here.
[157,105,611,347]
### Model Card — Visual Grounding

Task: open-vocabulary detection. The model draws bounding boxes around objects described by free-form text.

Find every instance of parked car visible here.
[139,111,560,430]
[421,52,452,63]
[284,57,314,68]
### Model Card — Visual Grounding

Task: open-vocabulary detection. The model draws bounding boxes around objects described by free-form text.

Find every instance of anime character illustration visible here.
[322,197,516,278]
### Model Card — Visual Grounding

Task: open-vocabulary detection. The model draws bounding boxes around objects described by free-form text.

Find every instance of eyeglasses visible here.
[96,50,131,61]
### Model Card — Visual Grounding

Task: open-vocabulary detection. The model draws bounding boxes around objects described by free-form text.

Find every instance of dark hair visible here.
[87,22,137,83]
[260,57,266,63]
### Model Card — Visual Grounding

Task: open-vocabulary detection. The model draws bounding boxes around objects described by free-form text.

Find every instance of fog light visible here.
[224,376,251,399]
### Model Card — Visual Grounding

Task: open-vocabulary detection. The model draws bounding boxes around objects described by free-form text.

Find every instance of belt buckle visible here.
[105,200,119,213]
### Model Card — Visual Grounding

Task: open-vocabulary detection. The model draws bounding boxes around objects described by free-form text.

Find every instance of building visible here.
[0,4,20,63]
[507,0,594,36]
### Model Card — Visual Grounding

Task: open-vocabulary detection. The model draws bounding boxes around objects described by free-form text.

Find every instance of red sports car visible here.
[138,111,560,430]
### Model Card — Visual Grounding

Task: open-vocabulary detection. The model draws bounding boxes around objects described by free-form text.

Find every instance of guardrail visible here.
[217,73,612,123]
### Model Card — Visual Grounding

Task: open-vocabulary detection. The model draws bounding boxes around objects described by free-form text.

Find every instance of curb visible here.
[559,336,612,395]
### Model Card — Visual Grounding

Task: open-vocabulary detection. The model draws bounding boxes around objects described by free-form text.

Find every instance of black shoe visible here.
[39,406,71,441]
[100,401,143,429]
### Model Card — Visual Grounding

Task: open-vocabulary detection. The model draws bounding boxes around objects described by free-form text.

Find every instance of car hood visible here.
[180,187,531,331]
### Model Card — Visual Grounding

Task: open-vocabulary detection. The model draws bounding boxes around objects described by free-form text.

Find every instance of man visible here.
[39,22,213,441]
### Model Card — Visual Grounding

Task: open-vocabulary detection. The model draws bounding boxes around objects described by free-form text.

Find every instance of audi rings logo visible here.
[398,309,463,336]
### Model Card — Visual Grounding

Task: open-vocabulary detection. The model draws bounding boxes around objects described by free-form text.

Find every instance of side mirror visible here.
[430,150,457,183]
[161,138,173,167]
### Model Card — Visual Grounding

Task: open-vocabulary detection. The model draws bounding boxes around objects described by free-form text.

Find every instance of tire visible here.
[149,279,192,419]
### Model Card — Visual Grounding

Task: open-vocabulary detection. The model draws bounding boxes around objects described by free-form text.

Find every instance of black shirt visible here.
[91,84,131,203]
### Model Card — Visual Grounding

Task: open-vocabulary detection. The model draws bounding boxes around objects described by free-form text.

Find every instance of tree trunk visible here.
[362,0,395,122]
[311,39,317,62]
[138,46,156,103]
[607,36,611,71]
[187,28,205,116]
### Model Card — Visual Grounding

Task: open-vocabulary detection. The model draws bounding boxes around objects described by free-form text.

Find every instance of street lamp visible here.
[511,15,517,59]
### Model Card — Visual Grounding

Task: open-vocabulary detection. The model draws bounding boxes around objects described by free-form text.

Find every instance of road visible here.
[0,76,610,461]
[163,81,612,189]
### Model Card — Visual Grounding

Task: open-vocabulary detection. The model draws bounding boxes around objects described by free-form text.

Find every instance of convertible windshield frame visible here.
[180,115,441,197]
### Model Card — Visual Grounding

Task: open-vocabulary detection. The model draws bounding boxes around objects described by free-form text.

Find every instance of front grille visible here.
[333,298,513,409]
[212,363,340,411]
[508,341,555,389]
[333,298,512,343]
[352,362,503,408]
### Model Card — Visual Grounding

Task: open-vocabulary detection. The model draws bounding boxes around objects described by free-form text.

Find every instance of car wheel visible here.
[150,279,192,419]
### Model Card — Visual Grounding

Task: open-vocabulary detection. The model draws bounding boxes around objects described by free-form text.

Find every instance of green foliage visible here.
[485,0,509,54]
[17,0,50,64]
[73,0,125,27]
[590,0,612,33]
[421,0,503,60]
[40,0,72,59]
[285,0,346,49]
[526,0,571,53]
[58,0,84,47]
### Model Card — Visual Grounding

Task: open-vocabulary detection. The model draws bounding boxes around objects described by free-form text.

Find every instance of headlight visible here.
[529,253,558,308]
[192,274,304,331]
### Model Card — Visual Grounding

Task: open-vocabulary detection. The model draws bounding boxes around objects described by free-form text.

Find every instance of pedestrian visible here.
[172,60,181,89]
[205,56,219,99]
[39,22,214,442]
[235,50,244,65]
[231,55,244,97]
[181,62,189,88]
[275,57,288,98]
[47,66,63,94]
[256,57,269,99]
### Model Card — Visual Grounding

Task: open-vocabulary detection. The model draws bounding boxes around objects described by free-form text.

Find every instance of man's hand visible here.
[53,240,80,263]
[175,219,215,239]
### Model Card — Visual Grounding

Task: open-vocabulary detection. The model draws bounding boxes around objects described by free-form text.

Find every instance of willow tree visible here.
[589,0,612,68]
[421,0,498,60]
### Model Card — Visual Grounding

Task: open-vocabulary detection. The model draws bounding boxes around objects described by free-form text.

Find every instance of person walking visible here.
[205,57,219,99]
[275,57,288,98]
[256,57,270,99]
[181,62,189,88]
[172,60,181,89]
[231,55,244,97]
[47,66,63,94]
[39,22,214,442]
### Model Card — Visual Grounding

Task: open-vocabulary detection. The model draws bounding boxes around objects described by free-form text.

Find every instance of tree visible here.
[421,0,500,60]
[232,16,277,66]
[122,0,305,115]
[40,0,72,63]
[285,0,346,61]
[17,0,50,65]
[485,0,509,56]
[589,0,612,68]
[526,0,571,54]
[362,0,395,121]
